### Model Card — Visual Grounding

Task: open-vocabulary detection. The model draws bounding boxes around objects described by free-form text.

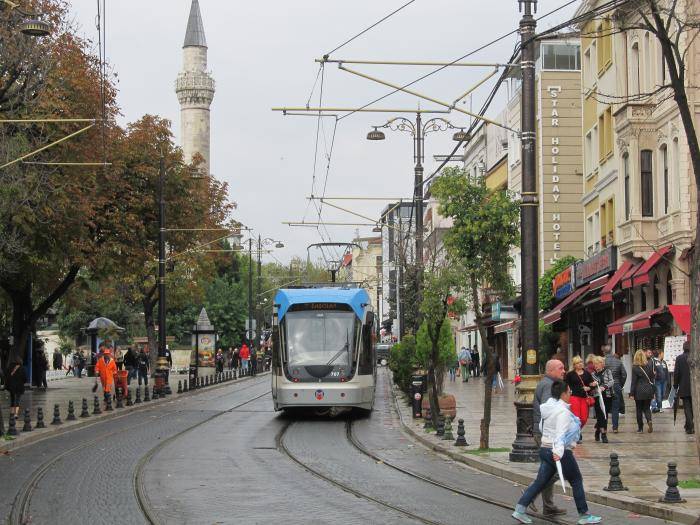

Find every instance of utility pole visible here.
[257,234,262,334]
[414,112,424,277]
[248,237,254,351]
[510,0,539,462]
[156,154,170,395]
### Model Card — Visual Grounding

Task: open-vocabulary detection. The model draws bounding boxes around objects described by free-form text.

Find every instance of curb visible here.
[0,372,268,454]
[389,379,698,525]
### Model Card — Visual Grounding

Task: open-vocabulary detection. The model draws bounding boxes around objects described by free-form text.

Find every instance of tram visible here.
[271,285,376,415]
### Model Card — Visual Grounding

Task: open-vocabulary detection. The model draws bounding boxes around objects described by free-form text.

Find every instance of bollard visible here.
[135,386,142,404]
[442,417,454,441]
[177,380,183,394]
[8,414,18,435]
[93,395,102,415]
[210,374,214,385]
[436,416,445,437]
[115,389,124,409]
[67,400,77,421]
[164,380,172,396]
[36,407,46,429]
[423,416,433,430]
[126,389,133,407]
[233,369,237,380]
[183,380,188,392]
[603,453,627,491]
[22,408,32,432]
[660,462,686,503]
[51,404,62,425]
[205,375,209,387]
[454,419,469,447]
[80,398,90,418]
[105,394,113,411]
[144,385,151,402]
[152,385,158,400]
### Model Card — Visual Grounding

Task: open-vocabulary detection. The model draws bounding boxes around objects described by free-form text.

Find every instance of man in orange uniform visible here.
[95,347,117,403]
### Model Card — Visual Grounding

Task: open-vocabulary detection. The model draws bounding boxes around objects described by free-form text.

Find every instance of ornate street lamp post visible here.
[1,0,51,36]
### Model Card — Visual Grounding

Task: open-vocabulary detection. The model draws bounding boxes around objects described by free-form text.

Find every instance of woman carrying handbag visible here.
[565,356,598,442]
[630,349,655,433]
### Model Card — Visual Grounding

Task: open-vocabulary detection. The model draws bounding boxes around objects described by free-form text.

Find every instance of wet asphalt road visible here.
[0,370,676,525]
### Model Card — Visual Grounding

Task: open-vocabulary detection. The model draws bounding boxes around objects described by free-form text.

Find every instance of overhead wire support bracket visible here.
[273,107,449,114]
[317,58,518,67]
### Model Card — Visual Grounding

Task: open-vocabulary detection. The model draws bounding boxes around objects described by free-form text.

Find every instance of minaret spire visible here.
[176,0,215,177]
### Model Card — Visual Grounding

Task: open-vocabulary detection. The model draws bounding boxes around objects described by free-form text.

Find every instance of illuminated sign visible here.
[553,265,574,300]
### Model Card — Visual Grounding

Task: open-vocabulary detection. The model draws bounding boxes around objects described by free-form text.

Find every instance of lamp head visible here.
[452,130,470,142]
[20,19,50,37]
[367,128,386,141]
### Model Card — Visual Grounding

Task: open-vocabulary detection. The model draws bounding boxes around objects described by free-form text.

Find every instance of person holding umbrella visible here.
[673,341,694,434]
[590,356,614,443]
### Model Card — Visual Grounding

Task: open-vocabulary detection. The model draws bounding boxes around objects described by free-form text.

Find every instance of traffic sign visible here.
[246,329,257,340]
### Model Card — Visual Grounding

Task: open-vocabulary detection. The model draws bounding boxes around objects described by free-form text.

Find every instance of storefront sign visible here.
[553,265,574,300]
[575,247,617,285]
[664,335,686,372]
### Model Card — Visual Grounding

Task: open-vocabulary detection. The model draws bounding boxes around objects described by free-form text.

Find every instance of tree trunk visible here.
[427,323,441,429]
[471,272,495,449]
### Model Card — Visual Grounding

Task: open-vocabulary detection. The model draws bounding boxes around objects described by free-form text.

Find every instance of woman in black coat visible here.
[5,358,27,418]
[630,349,655,433]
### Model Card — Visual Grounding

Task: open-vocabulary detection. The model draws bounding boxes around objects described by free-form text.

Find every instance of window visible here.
[623,154,630,220]
[661,145,669,214]
[641,149,654,217]
[597,19,613,74]
[598,107,613,161]
[583,47,593,89]
[630,42,640,95]
[585,131,593,175]
[586,215,595,255]
[673,137,680,205]
[594,211,600,253]
[542,42,581,70]
[641,286,647,310]
[644,32,652,92]
[666,270,673,305]
[653,275,660,308]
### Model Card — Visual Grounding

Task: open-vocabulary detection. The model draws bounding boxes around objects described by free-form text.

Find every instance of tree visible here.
[431,167,520,449]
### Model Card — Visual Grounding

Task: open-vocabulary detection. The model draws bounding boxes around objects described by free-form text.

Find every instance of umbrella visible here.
[556,460,566,494]
[670,385,679,425]
[596,391,607,421]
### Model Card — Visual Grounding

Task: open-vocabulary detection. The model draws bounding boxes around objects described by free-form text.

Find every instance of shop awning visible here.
[494,319,518,334]
[668,305,690,334]
[541,284,591,325]
[631,245,674,286]
[601,261,634,303]
[621,263,643,289]
[607,306,668,335]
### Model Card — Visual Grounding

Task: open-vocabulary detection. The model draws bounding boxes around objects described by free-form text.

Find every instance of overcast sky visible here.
[68,0,578,265]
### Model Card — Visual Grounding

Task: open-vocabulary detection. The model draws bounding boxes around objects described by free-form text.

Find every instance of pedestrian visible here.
[64,352,74,377]
[652,350,669,413]
[644,348,659,412]
[603,344,626,433]
[215,349,224,373]
[448,353,458,382]
[251,345,258,375]
[590,355,614,443]
[530,359,567,518]
[565,356,597,441]
[94,347,117,403]
[471,347,480,377]
[512,379,602,525]
[137,349,150,386]
[239,343,250,373]
[115,346,124,371]
[673,341,694,434]
[630,349,655,433]
[492,351,503,392]
[164,345,172,386]
[458,347,471,382]
[227,347,235,370]
[33,341,48,390]
[77,351,86,378]
[4,358,27,419]
[585,353,596,375]
[52,348,63,371]
[124,347,137,385]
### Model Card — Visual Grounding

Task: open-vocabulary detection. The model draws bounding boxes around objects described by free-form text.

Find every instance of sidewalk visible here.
[395,375,700,524]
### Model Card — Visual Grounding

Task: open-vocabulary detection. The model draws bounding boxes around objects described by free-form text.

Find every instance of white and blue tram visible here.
[271,286,376,414]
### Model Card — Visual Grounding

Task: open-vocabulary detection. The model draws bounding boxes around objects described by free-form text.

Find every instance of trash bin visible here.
[410,373,427,418]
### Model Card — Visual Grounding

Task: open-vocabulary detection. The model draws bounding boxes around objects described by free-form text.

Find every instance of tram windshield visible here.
[284,310,358,367]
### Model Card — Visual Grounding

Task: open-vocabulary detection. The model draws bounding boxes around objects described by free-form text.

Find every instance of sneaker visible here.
[577,514,602,524]
[512,511,533,524]
[601,433,608,443]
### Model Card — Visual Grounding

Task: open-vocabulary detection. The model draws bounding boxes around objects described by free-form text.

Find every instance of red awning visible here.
[631,245,674,286]
[542,284,591,325]
[621,263,642,289]
[607,306,668,335]
[668,305,690,334]
[601,261,634,303]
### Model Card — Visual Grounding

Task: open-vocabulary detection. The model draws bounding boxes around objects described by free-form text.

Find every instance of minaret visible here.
[175,0,215,176]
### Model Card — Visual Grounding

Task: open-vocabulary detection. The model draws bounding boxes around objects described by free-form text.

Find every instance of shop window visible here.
[661,144,669,215]
[641,286,647,310]
[641,150,654,217]
[653,275,660,308]
[623,154,630,220]
[666,270,673,305]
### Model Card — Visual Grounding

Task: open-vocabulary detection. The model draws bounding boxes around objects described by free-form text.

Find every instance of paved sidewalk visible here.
[396,375,700,524]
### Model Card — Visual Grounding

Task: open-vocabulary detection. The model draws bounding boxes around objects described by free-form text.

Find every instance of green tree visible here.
[431,167,520,449]
[538,255,578,311]
[388,334,417,395]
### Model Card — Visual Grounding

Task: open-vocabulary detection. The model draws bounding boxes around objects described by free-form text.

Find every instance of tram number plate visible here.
[329,371,340,377]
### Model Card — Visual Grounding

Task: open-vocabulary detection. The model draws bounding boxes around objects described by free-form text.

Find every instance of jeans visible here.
[460,365,469,381]
[126,366,136,385]
[448,368,456,381]
[532,434,555,510]
[611,384,623,429]
[241,359,249,371]
[635,399,652,430]
[516,448,588,515]
[138,369,149,386]
[653,379,666,410]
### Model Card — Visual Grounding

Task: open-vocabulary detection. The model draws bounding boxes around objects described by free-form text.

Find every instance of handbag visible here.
[576,372,596,406]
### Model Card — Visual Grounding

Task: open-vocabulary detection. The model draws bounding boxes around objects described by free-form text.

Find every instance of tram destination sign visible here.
[575,247,616,286]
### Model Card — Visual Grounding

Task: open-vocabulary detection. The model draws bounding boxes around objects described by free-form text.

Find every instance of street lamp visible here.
[1,0,51,36]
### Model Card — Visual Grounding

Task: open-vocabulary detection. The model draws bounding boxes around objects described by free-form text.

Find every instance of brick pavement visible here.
[400,374,700,523]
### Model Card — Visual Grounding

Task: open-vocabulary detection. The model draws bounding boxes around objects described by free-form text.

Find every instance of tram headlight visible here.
[414,392,422,400]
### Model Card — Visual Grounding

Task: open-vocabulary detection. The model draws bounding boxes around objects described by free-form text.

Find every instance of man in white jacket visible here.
[512,380,602,525]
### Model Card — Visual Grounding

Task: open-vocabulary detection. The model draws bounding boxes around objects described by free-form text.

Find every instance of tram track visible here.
[7,376,269,525]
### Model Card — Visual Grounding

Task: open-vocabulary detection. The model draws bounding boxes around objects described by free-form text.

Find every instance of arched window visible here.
[653,275,660,308]
[630,42,640,95]
[623,153,630,220]
[641,150,654,216]
[673,137,680,206]
[661,145,669,214]
[666,270,673,305]
[644,33,652,92]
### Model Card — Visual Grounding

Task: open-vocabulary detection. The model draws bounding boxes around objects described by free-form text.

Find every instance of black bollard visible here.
[93,395,102,415]
[603,453,627,491]
[115,389,124,409]
[205,375,209,387]
[51,404,62,425]
[443,417,454,441]
[8,414,18,435]
[436,416,445,437]
[177,380,183,394]
[67,400,77,421]
[210,374,214,385]
[105,394,113,411]
[80,398,90,418]
[183,380,188,392]
[23,408,32,432]
[233,369,237,380]
[135,387,142,404]
[165,381,172,395]
[660,462,686,503]
[144,385,151,402]
[454,419,469,447]
[36,407,46,429]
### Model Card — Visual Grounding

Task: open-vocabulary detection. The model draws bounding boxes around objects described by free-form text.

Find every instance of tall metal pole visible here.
[414,112,424,275]
[158,155,167,360]
[510,0,539,462]
[248,238,253,350]
[257,235,262,335]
